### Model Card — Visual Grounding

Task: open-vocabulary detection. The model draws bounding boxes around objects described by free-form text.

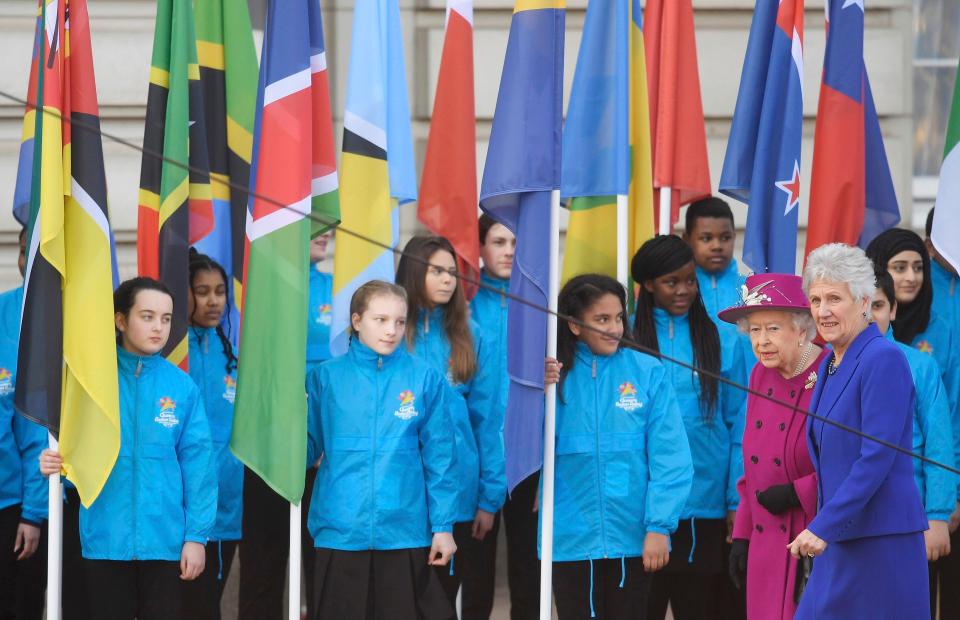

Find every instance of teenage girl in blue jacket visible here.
[305,280,458,619]
[395,236,507,606]
[181,251,241,620]
[544,274,693,620]
[41,277,217,620]
[630,236,747,620]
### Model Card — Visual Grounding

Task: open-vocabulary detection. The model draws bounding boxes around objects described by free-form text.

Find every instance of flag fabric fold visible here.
[331,0,416,355]
[480,0,564,492]
[14,0,120,506]
[932,59,960,271]
[137,0,214,370]
[804,1,898,257]
[230,0,339,504]
[720,0,804,274]
[419,0,480,299]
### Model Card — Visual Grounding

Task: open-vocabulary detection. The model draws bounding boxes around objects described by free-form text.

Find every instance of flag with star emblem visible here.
[803,0,898,257]
[719,0,804,274]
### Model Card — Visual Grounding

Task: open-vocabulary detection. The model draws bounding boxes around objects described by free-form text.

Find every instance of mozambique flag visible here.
[231,0,339,503]
[330,0,416,354]
[137,0,215,370]
[193,0,259,343]
[561,0,654,282]
[14,0,120,506]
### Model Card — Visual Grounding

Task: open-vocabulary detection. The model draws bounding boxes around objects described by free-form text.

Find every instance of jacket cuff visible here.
[431,525,453,534]
[184,534,208,545]
[19,517,43,528]
[478,499,501,514]
[927,512,952,522]
[645,526,671,536]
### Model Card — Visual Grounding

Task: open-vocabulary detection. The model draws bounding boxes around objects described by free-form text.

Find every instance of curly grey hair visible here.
[802,243,876,302]
[736,310,818,342]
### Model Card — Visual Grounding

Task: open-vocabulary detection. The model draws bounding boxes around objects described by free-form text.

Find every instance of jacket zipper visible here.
[132,358,142,559]
[371,356,382,548]
[592,357,608,558]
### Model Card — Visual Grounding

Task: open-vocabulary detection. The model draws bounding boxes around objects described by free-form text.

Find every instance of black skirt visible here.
[312,547,453,620]
[660,518,726,575]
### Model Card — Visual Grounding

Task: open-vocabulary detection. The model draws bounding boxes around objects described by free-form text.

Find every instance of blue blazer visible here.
[806,323,927,544]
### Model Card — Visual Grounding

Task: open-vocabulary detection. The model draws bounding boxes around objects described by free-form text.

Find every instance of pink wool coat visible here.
[732,351,826,620]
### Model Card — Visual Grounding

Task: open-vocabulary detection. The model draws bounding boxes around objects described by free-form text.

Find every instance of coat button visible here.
[780,524,787,533]
[773,457,782,466]
[751,456,759,464]
[779,423,786,431]
[756,420,763,429]
[790,390,796,398]
[756,524,764,533]
[767,388,774,396]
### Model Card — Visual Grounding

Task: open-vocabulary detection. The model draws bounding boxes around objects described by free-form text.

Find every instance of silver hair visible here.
[802,243,876,302]
[735,310,818,341]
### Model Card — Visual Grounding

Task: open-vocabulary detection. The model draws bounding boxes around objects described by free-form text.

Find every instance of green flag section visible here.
[932,59,960,272]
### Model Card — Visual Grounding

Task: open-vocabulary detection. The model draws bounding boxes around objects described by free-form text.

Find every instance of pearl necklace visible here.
[792,343,814,378]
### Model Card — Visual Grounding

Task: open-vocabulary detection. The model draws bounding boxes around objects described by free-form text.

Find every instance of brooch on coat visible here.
[804,371,818,390]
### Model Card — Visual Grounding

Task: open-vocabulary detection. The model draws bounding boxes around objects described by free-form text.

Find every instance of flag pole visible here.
[539,189,561,620]
[616,193,629,288]
[289,502,301,620]
[658,186,672,236]
[47,434,62,620]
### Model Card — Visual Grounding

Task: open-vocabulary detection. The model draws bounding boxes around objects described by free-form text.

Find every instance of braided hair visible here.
[631,235,721,419]
[188,248,237,374]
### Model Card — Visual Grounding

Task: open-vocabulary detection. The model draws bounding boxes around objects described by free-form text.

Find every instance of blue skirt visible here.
[795,531,929,619]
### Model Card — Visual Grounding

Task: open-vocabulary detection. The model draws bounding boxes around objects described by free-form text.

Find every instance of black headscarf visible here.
[865,228,932,345]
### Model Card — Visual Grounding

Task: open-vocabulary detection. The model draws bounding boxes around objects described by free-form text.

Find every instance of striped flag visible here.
[419,0,480,299]
[560,0,654,281]
[137,0,215,370]
[331,0,416,355]
[932,58,960,271]
[230,0,338,503]
[14,0,120,506]
[480,0,564,492]
[193,0,259,344]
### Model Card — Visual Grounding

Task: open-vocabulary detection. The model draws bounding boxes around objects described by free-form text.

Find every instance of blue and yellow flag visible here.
[479,0,564,492]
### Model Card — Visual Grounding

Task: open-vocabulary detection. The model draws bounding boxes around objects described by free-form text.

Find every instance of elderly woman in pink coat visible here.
[718,274,827,619]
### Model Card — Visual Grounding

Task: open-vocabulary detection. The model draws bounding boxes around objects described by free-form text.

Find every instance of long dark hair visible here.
[631,235,720,419]
[865,228,932,345]
[188,249,237,374]
[557,274,626,401]
[395,236,476,383]
[114,277,173,347]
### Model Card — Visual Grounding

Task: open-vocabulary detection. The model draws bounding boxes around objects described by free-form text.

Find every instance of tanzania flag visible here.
[137,0,215,370]
[932,58,960,271]
[14,0,120,506]
[193,0,259,344]
[331,0,416,355]
[231,0,339,503]
[561,0,654,282]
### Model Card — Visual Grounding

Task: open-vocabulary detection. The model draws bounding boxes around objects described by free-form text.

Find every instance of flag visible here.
[419,0,480,299]
[331,0,416,355]
[137,0,215,370]
[719,0,804,274]
[560,0,654,281]
[643,0,711,231]
[230,0,339,503]
[193,0,259,345]
[932,59,960,271]
[480,0,564,492]
[804,0,898,256]
[14,0,120,506]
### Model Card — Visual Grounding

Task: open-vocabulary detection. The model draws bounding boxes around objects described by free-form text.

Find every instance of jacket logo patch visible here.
[155,397,180,428]
[316,303,332,326]
[223,376,236,404]
[394,390,419,420]
[615,382,643,412]
[0,368,12,395]
[916,340,934,355]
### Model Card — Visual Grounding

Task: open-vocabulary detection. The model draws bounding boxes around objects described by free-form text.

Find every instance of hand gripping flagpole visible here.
[616,194,629,289]
[47,434,62,620]
[290,502,301,620]
[539,189,561,620]
[658,186,672,235]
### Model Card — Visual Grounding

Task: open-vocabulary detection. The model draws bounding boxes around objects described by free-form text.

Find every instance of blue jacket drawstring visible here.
[217,541,223,581]
[449,554,455,577]
[619,556,626,588]
[687,517,697,564]
[588,558,596,618]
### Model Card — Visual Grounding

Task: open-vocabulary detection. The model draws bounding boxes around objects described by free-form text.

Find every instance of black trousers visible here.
[502,473,540,620]
[238,466,317,620]
[458,512,500,620]
[63,488,88,620]
[935,527,960,618]
[181,540,238,620]
[553,557,650,620]
[83,559,182,620]
[0,504,45,620]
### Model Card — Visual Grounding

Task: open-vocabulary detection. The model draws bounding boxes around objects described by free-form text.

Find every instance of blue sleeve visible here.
[420,375,458,533]
[306,368,323,467]
[13,413,48,524]
[466,333,507,513]
[644,364,694,534]
[943,350,960,500]
[722,340,747,511]
[807,348,914,543]
[916,366,957,520]
[177,387,217,544]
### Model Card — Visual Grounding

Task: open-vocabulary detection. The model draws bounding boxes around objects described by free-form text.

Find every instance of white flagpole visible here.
[47,434,62,620]
[658,186,672,236]
[616,193,629,289]
[539,189,561,620]
[289,502,301,620]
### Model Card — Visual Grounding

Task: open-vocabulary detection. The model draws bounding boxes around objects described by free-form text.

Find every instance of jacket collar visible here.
[116,345,163,376]
[480,270,509,293]
[931,260,957,289]
[348,337,405,370]
[573,341,613,373]
[696,258,740,283]
[810,323,881,422]
[189,325,216,345]
[653,307,688,327]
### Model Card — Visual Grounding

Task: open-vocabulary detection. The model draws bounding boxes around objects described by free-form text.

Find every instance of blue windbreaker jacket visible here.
[697,260,755,381]
[307,266,333,370]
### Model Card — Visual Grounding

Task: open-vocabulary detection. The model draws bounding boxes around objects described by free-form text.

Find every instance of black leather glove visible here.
[729,538,749,589]
[756,483,800,515]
